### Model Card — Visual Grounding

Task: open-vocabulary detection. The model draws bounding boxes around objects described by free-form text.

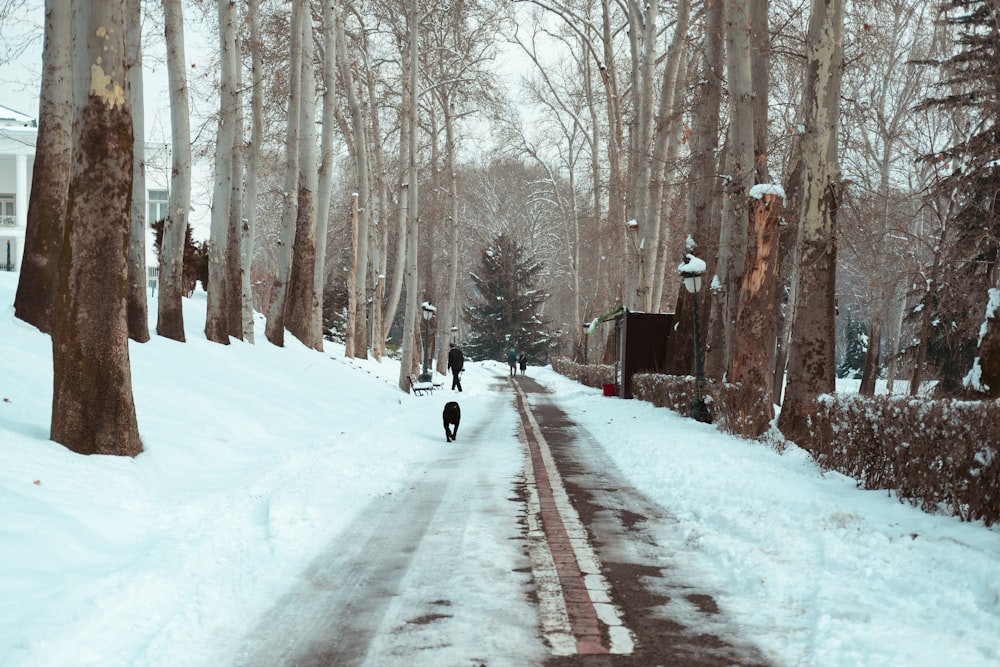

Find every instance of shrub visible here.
[552,359,1000,526]
[806,395,1000,525]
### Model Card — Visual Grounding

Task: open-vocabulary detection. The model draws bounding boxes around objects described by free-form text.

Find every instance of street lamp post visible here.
[678,254,711,423]
[451,325,458,344]
[581,322,590,365]
[420,302,435,383]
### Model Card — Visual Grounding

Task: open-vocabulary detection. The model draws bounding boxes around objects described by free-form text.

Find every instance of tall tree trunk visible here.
[730,192,783,434]
[884,284,906,393]
[315,0,338,351]
[125,0,149,343]
[225,32,245,340]
[346,193,359,358]
[667,0,723,376]
[156,0,191,342]
[336,3,372,359]
[14,0,72,334]
[205,0,237,344]
[398,0,420,391]
[264,0,304,346]
[52,0,142,456]
[778,0,845,445]
[286,10,322,350]
[600,0,626,316]
[772,101,807,404]
[383,79,411,349]
[625,0,657,312]
[750,0,771,183]
[706,0,757,380]
[859,307,883,396]
[241,0,262,344]
[648,0,691,310]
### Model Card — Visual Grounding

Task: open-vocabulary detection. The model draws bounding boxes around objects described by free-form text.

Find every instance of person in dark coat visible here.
[507,347,517,377]
[518,352,527,376]
[448,343,464,391]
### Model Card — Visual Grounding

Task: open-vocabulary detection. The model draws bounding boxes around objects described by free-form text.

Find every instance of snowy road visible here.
[233,377,547,667]
[232,374,772,666]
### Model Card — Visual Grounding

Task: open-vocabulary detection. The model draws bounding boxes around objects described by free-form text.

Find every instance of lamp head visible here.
[677,253,707,294]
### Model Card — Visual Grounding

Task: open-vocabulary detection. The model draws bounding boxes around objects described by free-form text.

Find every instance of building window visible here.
[0,195,14,227]
[148,189,169,225]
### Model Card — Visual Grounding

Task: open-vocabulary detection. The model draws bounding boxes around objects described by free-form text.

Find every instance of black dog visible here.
[443,401,461,442]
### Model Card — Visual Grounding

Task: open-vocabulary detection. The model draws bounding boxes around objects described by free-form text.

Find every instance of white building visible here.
[0,103,169,283]
[0,104,35,272]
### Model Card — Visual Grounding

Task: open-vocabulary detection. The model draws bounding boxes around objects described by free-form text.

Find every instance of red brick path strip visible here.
[514,381,634,656]
[527,432,608,654]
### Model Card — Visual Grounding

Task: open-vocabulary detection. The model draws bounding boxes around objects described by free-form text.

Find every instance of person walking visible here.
[507,347,517,377]
[518,352,527,376]
[448,343,464,392]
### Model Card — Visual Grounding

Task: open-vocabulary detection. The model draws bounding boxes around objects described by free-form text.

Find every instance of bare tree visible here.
[240,0,262,344]
[264,0,303,347]
[336,2,373,359]
[314,0,338,352]
[285,5,322,350]
[51,0,142,456]
[125,0,149,342]
[397,0,421,391]
[205,0,237,344]
[778,0,845,444]
[156,0,191,341]
[13,0,71,334]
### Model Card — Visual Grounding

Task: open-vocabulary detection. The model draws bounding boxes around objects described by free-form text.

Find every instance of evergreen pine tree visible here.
[915,1,1000,393]
[837,314,868,380]
[463,233,550,362]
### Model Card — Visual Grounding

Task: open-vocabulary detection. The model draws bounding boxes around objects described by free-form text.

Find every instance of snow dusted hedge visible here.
[550,357,615,390]
[807,395,1000,526]
[552,358,1000,526]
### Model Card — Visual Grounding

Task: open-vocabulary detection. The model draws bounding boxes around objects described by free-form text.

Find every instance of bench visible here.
[408,374,435,396]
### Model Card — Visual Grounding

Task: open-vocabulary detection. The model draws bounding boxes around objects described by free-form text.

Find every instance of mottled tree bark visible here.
[156,0,191,342]
[778,0,845,445]
[730,192,783,435]
[13,0,72,334]
[51,0,142,457]
[125,0,149,343]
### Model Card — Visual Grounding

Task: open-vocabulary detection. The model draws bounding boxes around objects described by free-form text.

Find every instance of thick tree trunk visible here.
[264,0,303,347]
[730,192,783,434]
[859,308,883,396]
[336,3,372,359]
[225,33,244,341]
[286,11,322,351]
[345,193,359,358]
[52,0,142,457]
[205,0,237,344]
[240,0,262,344]
[667,0,722,376]
[125,0,149,343]
[778,0,844,445]
[315,0,337,351]
[706,0,757,380]
[14,0,72,334]
[156,0,191,342]
[398,0,420,391]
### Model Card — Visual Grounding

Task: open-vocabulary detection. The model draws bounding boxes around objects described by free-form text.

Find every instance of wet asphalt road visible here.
[233,373,771,666]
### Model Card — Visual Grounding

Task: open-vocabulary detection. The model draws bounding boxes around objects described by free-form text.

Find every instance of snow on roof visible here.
[0,104,36,127]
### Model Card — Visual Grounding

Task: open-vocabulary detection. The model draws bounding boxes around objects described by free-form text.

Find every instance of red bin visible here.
[602,383,616,397]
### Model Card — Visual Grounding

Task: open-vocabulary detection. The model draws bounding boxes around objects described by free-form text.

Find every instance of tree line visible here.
[6,0,999,456]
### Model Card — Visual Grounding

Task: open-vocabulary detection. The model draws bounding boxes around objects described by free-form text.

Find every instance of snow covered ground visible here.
[1,271,998,666]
